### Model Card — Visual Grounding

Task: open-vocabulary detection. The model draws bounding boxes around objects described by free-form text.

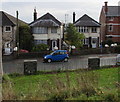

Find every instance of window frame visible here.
[91,27,97,33]
[33,27,48,34]
[4,26,12,32]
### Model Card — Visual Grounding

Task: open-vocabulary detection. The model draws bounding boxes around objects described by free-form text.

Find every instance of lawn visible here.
[2,67,120,101]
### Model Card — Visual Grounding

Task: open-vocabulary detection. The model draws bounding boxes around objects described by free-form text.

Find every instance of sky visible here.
[1,0,120,23]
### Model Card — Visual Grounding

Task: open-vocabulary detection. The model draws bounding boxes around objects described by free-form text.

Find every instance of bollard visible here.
[88,57,100,69]
[24,60,37,75]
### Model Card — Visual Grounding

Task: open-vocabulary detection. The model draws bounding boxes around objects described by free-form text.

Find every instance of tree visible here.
[65,23,85,48]
[19,25,34,51]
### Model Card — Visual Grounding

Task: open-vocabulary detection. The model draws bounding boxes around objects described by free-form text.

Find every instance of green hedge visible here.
[32,44,48,52]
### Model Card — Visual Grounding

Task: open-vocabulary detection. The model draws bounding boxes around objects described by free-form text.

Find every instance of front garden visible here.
[2,67,120,101]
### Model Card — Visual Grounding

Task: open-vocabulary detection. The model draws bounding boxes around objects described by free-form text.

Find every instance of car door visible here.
[52,51,64,61]
[52,52,60,61]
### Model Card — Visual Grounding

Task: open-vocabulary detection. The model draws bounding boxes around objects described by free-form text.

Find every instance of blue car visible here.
[43,50,69,63]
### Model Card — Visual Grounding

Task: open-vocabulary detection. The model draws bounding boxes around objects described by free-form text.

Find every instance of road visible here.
[2,54,117,74]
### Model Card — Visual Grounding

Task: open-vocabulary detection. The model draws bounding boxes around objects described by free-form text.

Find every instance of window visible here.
[108,25,113,32]
[83,38,89,44]
[5,26,12,32]
[51,27,57,33]
[34,40,47,45]
[92,27,97,33]
[33,27,48,34]
[108,17,114,21]
[78,27,89,33]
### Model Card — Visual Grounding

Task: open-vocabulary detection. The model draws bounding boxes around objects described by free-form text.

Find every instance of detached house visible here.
[74,13,100,48]
[100,2,120,43]
[29,10,63,50]
[0,11,27,54]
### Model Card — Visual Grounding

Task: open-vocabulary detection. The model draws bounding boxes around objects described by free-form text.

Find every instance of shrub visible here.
[114,45,120,53]
[32,44,49,52]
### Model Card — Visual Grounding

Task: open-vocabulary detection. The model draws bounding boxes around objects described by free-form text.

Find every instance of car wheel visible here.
[48,59,52,63]
[64,58,68,62]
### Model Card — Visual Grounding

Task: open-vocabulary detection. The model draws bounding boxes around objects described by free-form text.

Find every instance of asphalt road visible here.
[2,54,117,74]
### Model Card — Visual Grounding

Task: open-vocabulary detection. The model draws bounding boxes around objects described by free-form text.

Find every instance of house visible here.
[73,13,100,48]
[99,2,120,44]
[29,10,63,50]
[0,11,27,55]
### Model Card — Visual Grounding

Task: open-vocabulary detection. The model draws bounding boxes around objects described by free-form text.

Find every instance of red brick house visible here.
[99,2,120,44]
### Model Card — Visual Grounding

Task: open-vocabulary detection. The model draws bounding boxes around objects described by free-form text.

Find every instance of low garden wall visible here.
[3,46,120,60]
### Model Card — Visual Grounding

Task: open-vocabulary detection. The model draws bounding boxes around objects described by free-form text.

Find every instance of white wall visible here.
[33,26,63,40]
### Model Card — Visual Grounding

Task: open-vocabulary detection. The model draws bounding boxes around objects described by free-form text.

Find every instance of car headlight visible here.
[44,56,47,59]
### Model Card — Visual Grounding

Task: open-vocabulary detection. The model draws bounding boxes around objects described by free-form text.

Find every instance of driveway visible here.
[2,54,117,74]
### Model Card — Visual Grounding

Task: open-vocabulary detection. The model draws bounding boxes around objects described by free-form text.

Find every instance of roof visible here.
[0,11,15,26]
[29,13,62,27]
[0,11,27,26]
[103,6,120,16]
[74,14,100,27]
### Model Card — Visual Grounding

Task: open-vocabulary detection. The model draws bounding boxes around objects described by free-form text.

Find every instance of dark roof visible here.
[29,13,62,27]
[103,6,120,16]
[0,11,15,26]
[0,11,27,26]
[74,14,100,27]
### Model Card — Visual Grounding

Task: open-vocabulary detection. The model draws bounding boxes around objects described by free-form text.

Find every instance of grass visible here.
[2,67,120,101]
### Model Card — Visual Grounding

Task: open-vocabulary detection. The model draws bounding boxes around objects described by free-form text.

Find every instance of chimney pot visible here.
[73,12,76,23]
[34,8,37,21]
[104,2,108,14]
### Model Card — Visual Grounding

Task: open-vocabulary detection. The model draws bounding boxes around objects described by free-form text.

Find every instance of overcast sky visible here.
[1,0,120,23]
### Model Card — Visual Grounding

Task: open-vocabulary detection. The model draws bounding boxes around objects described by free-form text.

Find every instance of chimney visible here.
[73,12,75,23]
[34,8,37,21]
[104,2,108,14]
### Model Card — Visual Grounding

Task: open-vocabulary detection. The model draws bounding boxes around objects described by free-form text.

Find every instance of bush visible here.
[102,40,114,47]
[114,45,120,53]
[32,44,49,52]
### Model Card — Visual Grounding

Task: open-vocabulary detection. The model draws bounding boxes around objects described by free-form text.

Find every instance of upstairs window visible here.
[5,26,12,32]
[51,27,57,33]
[92,27,97,33]
[108,17,114,21]
[108,25,113,32]
[78,27,89,33]
[33,27,48,34]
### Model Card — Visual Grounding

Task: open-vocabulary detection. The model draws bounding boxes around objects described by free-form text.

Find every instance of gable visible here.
[29,13,61,27]
[74,14,100,27]
[0,11,27,27]
[0,11,15,26]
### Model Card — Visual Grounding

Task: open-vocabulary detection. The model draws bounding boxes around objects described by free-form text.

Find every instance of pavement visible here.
[2,54,118,74]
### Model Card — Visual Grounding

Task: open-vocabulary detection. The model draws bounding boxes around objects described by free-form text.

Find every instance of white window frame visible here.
[4,26,12,32]
[33,27,48,34]
[91,27,97,33]
[78,27,88,33]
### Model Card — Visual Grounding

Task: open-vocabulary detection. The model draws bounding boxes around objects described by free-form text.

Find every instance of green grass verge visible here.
[2,67,120,101]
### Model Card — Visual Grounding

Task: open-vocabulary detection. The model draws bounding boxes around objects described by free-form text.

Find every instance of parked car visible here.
[19,49,29,53]
[43,50,69,63]
[116,54,120,65]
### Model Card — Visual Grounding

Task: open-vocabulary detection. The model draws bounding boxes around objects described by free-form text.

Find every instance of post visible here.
[59,25,63,50]
[16,11,19,56]
[0,14,3,101]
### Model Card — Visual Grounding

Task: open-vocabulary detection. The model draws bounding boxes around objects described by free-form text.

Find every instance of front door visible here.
[52,40,57,50]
